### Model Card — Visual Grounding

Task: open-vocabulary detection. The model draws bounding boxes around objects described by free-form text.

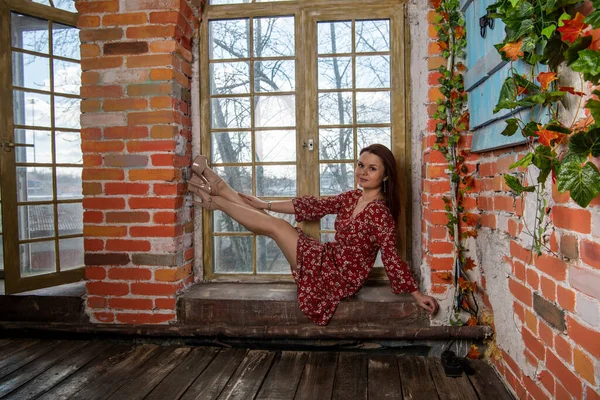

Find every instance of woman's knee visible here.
[265,217,293,239]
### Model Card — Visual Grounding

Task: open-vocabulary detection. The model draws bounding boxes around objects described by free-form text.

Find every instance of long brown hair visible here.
[359,144,400,221]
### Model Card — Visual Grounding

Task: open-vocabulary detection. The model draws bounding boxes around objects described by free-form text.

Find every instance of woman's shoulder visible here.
[365,200,394,225]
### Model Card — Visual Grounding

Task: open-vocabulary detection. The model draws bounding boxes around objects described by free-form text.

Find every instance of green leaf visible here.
[585,10,600,28]
[564,36,593,66]
[505,175,525,194]
[585,99,600,123]
[545,124,571,135]
[494,77,518,113]
[571,50,600,76]
[509,0,519,6]
[542,24,556,39]
[544,37,569,70]
[557,12,570,26]
[557,161,600,207]
[501,118,520,136]
[523,121,540,137]
[533,145,554,183]
[569,128,600,158]
[509,152,534,169]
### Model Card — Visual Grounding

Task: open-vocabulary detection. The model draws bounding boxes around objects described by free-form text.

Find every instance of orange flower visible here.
[467,344,481,359]
[500,39,524,61]
[430,0,442,9]
[464,257,476,271]
[455,26,466,39]
[439,272,453,281]
[584,28,600,51]
[537,72,558,91]
[456,62,467,72]
[467,315,478,326]
[559,86,585,96]
[557,12,588,43]
[535,125,560,147]
[517,85,529,96]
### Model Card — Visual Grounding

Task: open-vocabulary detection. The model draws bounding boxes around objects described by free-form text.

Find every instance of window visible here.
[200,0,409,280]
[0,0,82,294]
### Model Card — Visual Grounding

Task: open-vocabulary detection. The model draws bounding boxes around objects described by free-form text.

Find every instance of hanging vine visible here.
[431,0,479,326]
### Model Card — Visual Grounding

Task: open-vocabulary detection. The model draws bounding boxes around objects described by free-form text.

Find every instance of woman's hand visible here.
[411,291,439,315]
[238,193,268,210]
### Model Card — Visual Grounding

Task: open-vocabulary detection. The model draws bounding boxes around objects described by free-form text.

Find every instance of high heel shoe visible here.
[190,155,222,196]
[187,174,210,194]
[191,155,209,177]
[187,183,216,211]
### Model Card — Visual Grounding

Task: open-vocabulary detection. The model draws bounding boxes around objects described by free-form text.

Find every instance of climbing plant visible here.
[431,0,479,326]
[488,0,600,254]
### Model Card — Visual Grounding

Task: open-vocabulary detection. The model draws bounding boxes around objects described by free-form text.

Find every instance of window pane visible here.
[210,62,250,95]
[356,55,390,89]
[13,90,51,127]
[11,13,49,54]
[54,59,81,95]
[319,92,352,126]
[355,20,390,53]
[253,17,294,58]
[254,95,295,128]
[0,235,3,271]
[14,129,53,164]
[320,233,335,243]
[214,166,252,194]
[356,91,390,124]
[213,236,253,273]
[255,130,296,162]
[319,128,353,161]
[211,131,252,163]
[20,241,55,277]
[56,167,82,200]
[318,21,352,54]
[54,96,80,129]
[31,0,51,6]
[12,52,50,91]
[58,203,83,235]
[211,97,251,129]
[357,127,391,150]
[17,167,53,202]
[320,214,336,230]
[54,0,78,13]
[318,57,352,90]
[256,165,296,197]
[320,163,354,196]
[213,211,249,233]
[254,60,295,92]
[59,237,84,270]
[53,23,80,60]
[55,131,82,164]
[257,235,290,274]
[18,205,55,240]
[209,19,249,60]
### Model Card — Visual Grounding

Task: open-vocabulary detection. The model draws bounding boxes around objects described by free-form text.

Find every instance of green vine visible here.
[432,0,479,326]
[489,0,600,255]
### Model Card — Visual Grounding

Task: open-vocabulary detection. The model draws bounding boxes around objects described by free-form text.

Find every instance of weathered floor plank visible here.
[332,352,368,400]
[215,349,276,400]
[294,352,337,400]
[0,340,61,380]
[428,357,479,400]
[397,356,440,400]
[368,355,402,400]
[256,351,308,400]
[467,359,514,400]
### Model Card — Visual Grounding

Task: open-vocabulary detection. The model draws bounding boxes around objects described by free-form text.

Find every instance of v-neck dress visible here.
[291,189,419,326]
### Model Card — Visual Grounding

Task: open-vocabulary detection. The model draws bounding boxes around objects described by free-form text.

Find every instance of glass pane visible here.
[31,0,51,5]
[357,127,391,150]
[211,97,251,129]
[55,131,82,164]
[210,62,250,95]
[355,20,390,53]
[318,57,352,90]
[214,166,252,194]
[0,206,2,234]
[356,91,390,124]
[318,21,352,54]
[20,241,56,277]
[319,128,353,161]
[254,60,295,92]
[320,233,335,243]
[57,167,82,199]
[374,251,383,267]
[255,130,296,162]
[213,211,249,233]
[11,13,48,54]
[12,52,50,91]
[254,95,295,128]
[253,17,294,58]
[58,203,83,235]
[14,129,53,164]
[319,92,353,126]
[209,19,249,60]
[53,23,80,60]
[256,165,296,197]
[54,59,81,94]
[18,204,54,240]
[13,90,51,127]
[320,163,354,196]
[320,214,336,230]
[54,0,78,13]
[17,167,53,202]
[211,131,252,163]
[59,237,84,270]
[213,236,253,273]
[0,235,3,271]
[356,55,390,88]
[55,96,81,129]
[257,235,289,274]
[211,0,250,4]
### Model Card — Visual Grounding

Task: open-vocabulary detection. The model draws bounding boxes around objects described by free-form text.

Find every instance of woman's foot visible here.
[187,182,216,210]
[191,155,209,177]
[190,155,223,195]
[187,174,211,195]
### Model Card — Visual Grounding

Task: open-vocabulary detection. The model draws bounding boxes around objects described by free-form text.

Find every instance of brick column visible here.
[76,0,197,324]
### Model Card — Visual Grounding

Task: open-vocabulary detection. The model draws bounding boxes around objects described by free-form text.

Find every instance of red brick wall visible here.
[425,7,600,400]
[76,0,197,324]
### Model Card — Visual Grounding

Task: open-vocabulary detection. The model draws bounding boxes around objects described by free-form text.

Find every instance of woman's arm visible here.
[238,193,295,214]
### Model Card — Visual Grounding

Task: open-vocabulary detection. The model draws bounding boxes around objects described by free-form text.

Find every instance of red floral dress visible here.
[291,189,419,326]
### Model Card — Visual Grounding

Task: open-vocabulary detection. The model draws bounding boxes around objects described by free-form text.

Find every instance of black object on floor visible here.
[441,350,463,377]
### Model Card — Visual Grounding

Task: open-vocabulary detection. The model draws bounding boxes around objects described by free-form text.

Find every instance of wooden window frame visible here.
[199,0,412,282]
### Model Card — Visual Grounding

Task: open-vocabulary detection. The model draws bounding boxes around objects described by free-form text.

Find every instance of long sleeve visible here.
[292,192,346,222]
[371,206,419,294]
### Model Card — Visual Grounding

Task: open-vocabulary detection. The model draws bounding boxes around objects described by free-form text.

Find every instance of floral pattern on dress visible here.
[291,189,419,326]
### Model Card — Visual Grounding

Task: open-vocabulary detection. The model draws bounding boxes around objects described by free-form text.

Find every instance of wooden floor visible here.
[0,338,514,400]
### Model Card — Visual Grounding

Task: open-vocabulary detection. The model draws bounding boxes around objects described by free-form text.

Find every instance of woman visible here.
[188,144,439,326]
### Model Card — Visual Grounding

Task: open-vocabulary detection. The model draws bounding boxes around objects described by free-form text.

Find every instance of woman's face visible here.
[355,152,386,190]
